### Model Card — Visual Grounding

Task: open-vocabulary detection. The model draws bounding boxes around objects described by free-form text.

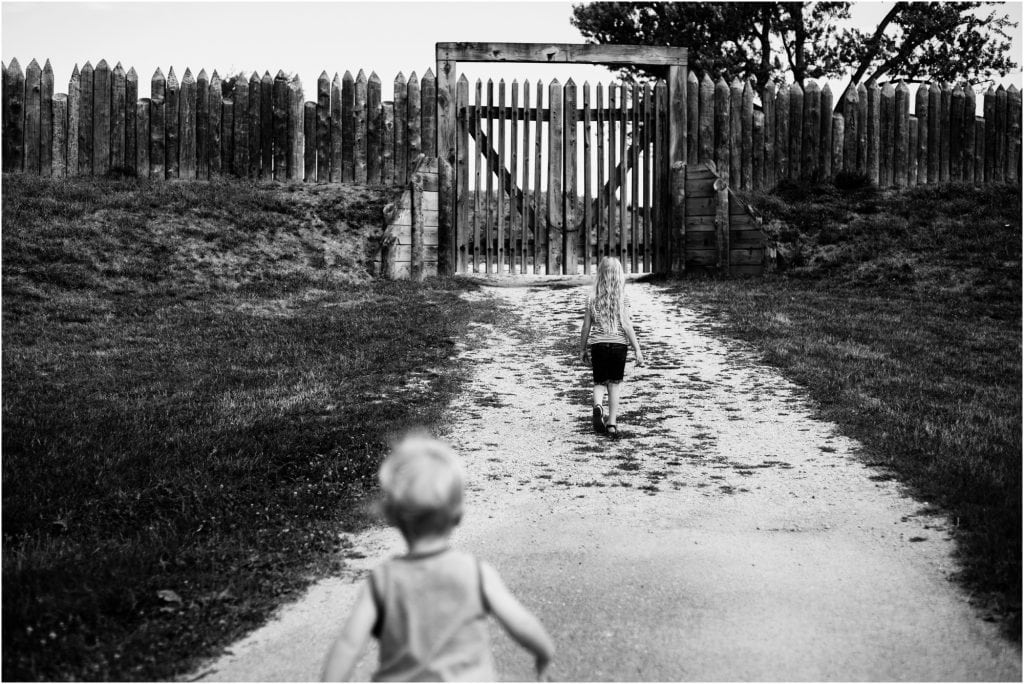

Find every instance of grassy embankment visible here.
[667,180,1021,633]
[1,175,505,680]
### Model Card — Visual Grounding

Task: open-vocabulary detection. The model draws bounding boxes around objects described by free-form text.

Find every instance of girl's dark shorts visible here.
[590,342,629,384]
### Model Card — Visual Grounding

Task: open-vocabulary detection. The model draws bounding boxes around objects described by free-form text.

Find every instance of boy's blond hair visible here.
[379,436,464,538]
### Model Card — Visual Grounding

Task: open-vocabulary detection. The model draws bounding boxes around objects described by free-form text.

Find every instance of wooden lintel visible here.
[436,43,687,66]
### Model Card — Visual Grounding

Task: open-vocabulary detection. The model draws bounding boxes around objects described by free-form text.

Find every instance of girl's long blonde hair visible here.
[593,257,625,332]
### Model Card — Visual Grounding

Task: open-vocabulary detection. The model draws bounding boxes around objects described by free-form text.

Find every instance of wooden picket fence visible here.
[1,58,438,183]
[688,71,1022,189]
[2,57,1021,190]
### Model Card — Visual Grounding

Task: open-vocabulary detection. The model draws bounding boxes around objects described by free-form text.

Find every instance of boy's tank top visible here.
[587,293,630,345]
[369,549,496,682]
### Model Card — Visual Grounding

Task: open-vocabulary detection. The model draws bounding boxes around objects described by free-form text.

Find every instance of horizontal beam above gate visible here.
[437,42,688,66]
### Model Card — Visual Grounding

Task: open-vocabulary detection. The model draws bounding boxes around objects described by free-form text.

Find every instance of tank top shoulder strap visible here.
[369,565,385,638]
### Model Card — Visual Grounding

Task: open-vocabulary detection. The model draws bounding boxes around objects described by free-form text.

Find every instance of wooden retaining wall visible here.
[376,156,442,279]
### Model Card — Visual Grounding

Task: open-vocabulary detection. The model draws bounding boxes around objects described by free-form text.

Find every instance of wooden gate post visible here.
[668,65,687,275]
[436,47,457,275]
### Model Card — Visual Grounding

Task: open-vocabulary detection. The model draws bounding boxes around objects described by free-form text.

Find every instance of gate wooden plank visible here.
[521,80,531,273]
[367,72,381,183]
[68,64,80,175]
[41,59,54,176]
[642,81,653,272]
[534,79,544,272]
[248,72,261,178]
[802,79,819,181]
[24,58,42,174]
[607,82,617,261]
[894,80,909,187]
[136,98,149,177]
[582,81,592,274]
[208,72,222,176]
[342,71,355,181]
[565,78,578,275]
[473,78,483,271]
[788,81,803,181]
[165,67,178,178]
[949,84,964,181]
[261,72,273,179]
[510,80,520,271]
[763,82,775,188]
[714,77,729,184]
[180,68,196,180]
[653,79,667,272]
[963,86,976,184]
[273,71,287,179]
[929,82,942,182]
[394,73,407,185]
[619,80,630,264]
[686,70,699,165]
[456,75,469,273]
[497,79,507,271]
[629,80,639,271]
[596,82,605,262]
[915,84,928,185]
[698,73,713,164]
[741,79,753,190]
[485,79,495,271]
[820,83,833,179]
[774,83,788,181]
[548,78,563,274]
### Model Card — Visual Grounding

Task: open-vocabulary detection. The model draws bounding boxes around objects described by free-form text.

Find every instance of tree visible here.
[570,1,1018,94]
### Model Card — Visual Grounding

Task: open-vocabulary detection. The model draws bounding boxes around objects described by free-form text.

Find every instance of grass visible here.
[1,175,507,680]
[664,181,1021,634]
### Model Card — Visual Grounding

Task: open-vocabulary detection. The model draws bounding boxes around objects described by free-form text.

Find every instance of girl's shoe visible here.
[605,424,620,439]
[592,405,606,433]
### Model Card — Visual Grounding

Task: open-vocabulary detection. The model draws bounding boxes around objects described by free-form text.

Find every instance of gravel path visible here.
[192,280,1021,682]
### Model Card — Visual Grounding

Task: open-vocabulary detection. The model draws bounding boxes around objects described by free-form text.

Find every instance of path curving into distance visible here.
[191,280,1020,682]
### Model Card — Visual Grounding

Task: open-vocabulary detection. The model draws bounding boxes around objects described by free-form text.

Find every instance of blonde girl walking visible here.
[578,257,645,438]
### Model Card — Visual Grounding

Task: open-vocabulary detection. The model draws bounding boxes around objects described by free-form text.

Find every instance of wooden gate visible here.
[454,76,671,275]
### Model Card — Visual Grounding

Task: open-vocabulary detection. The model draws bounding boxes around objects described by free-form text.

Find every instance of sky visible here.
[3,0,1022,108]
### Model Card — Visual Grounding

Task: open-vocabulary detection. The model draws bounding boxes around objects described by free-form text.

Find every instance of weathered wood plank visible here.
[983,85,996,182]
[289,75,304,180]
[164,67,179,178]
[908,115,918,186]
[24,59,42,174]
[79,62,94,174]
[618,80,629,264]
[975,116,986,182]
[714,77,730,184]
[752,110,764,189]
[272,71,289,179]
[51,93,67,177]
[352,70,367,182]
[179,68,196,180]
[40,59,54,176]
[686,70,699,165]
[341,71,355,181]
[668,64,686,166]
[802,79,820,181]
[150,97,165,179]
[642,81,652,272]
[1007,85,1021,183]
[894,80,909,187]
[763,82,776,188]
[110,63,126,173]
[929,82,942,182]
[221,98,234,176]
[304,100,316,181]
[565,78,578,274]
[367,72,381,183]
[832,112,844,174]
[654,79,668,270]
[67,64,80,175]
[741,79,753,190]
[208,72,222,175]
[963,86,976,184]
[949,84,964,181]
[534,79,544,271]
[788,81,803,181]
[438,157,454,275]
[437,54,457,163]
[484,79,495,271]
[596,82,606,263]
[407,71,421,178]
[260,72,273,179]
[994,84,1007,182]
[939,81,952,182]
[607,82,618,261]
[456,75,469,272]
[383,101,395,185]
[729,78,742,187]
[698,73,714,164]
[819,83,833,179]
[714,177,729,272]
[521,79,532,273]
[548,78,564,274]
[915,83,929,184]
[856,83,868,173]
[394,73,407,185]
[497,79,507,271]
[248,72,261,178]
[421,69,436,161]
[866,81,880,184]
[3,59,25,172]
[630,79,640,270]
[774,82,789,180]
[436,42,687,65]
[669,161,686,274]
[842,85,858,173]
[583,81,593,273]
[136,98,150,177]
[473,78,483,271]
[411,172,424,281]
[126,66,138,176]
[317,71,330,182]
[330,73,342,182]
[510,80,520,270]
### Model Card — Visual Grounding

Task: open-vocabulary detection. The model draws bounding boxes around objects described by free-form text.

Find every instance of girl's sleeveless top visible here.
[369,549,496,682]
[586,293,629,345]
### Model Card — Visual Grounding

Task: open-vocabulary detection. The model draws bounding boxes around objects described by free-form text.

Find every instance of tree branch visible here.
[836,2,905,110]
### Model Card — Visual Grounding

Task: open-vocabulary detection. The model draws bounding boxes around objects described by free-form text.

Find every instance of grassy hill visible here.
[1,175,505,680]
[670,180,1022,634]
